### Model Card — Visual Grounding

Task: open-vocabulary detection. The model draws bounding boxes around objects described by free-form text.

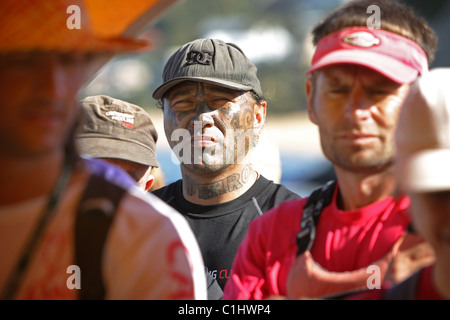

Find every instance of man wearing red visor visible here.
[223,0,438,300]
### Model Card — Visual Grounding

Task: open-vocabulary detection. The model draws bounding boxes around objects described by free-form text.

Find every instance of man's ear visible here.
[306,76,318,125]
[144,175,155,192]
[254,100,267,131]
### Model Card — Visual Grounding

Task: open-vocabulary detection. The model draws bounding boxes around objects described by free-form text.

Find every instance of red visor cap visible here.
[307,27,429,84]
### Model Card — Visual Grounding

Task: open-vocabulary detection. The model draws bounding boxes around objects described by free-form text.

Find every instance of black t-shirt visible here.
[152,175,301,293]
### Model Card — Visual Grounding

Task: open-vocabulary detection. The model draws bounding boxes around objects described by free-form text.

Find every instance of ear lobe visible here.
[144,175,155,192]
[254,100,267,129]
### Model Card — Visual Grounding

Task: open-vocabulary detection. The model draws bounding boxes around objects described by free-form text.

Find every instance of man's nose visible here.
[194,112,215,131]
[195,101,215,127]
[344,89,372,122]
[36,56,68,100]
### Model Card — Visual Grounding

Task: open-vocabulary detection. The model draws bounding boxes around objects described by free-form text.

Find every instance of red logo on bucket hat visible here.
[122,122,134,129]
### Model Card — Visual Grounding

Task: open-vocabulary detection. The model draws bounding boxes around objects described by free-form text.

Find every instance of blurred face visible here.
[101,158,154,191]
[0,51,90,158]
[162,81,266,175]
[409,191,450,262]
[306,65,410,173]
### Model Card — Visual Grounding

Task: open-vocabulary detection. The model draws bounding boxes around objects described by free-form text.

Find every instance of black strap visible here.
[383,269,421,300]
[296,180,336,256]
[75,173,126,300]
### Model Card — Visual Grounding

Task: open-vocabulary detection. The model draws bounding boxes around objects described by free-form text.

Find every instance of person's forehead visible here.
[101,157,150,176]
[315,64,399,85]
[166,81,241,97]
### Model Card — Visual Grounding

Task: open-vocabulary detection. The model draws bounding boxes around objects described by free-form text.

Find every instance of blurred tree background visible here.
[81,0,449,193]
[83,0,449,117]
[83,0,348,116]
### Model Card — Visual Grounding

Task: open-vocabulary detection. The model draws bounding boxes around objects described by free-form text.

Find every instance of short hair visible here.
[311,0,438,64]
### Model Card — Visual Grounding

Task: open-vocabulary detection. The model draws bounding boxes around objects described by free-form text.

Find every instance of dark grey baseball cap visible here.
[152,38,263,100]
[77,95,159,167]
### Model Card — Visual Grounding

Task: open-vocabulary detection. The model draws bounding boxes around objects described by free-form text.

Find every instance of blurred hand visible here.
[286,250,391,299]
[384,233,435,284]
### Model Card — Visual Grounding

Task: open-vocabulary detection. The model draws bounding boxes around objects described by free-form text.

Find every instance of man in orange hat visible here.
[0,0,206,300]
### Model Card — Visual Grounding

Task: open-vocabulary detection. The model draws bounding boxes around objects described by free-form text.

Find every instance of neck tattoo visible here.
[185,165,252,200]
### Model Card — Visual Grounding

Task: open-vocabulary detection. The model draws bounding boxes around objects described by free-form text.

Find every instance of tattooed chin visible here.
[190,154,230,171]
[185,162,226,174]
[182,151,246,174]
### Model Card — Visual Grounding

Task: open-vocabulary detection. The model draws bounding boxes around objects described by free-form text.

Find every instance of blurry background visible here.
[81,0,450,196]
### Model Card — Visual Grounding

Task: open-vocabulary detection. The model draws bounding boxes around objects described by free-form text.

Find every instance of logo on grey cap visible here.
[185,50,213,66]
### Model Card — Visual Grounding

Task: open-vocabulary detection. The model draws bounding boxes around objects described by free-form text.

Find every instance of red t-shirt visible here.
[223,185,411,300]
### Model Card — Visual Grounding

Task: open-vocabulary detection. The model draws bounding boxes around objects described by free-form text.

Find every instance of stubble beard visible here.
[325,140,396,175]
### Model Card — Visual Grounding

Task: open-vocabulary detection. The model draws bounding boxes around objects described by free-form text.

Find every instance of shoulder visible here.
[122,187,189,235]
[81,160,195,258]
[250,196,308,233]
[265,178,301,199]
[151,180,182,202]
[240,197,309,265]
[78,161,206,299]
[83,158,185,229]
[255,176,301,207]
[104,183,206,299]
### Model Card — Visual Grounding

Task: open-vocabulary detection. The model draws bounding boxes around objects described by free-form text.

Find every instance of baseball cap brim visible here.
[401,149,450,192]
[152,76,255,100]
[77,136,159,167]
[306,49,419,84]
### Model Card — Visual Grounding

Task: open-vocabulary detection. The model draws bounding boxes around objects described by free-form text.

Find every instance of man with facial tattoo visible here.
[152,39,300,299]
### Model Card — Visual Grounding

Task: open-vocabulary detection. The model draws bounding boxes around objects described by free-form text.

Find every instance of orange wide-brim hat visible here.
[0,0,151,53]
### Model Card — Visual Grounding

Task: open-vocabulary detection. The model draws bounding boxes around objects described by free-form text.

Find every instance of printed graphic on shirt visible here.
[167,240,194,299]
[208,268,231,282]
[18,218,75,299]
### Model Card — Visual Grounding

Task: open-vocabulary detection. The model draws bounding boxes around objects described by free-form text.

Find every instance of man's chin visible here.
[335,158,394,174]
[182,161,227,175]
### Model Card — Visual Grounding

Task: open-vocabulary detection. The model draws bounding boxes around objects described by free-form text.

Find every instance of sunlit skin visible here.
[408,191,450,299]
[0,51,92,205]
[162,81,266,204]
[306,65,411,209]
